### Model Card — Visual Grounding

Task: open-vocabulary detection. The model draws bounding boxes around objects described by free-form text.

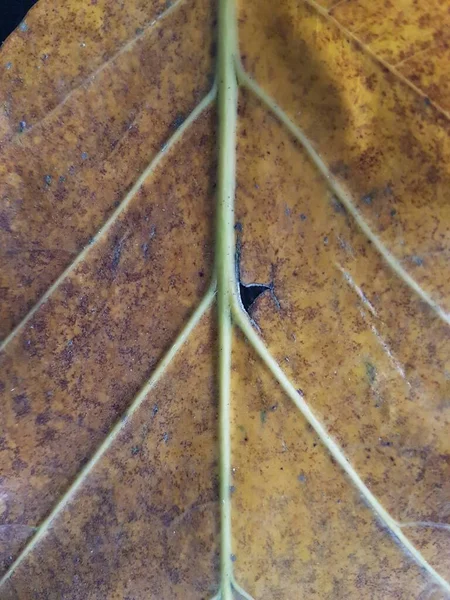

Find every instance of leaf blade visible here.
[1,0,450,596]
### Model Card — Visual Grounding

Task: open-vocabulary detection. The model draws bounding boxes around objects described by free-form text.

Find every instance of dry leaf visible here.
[0,0,449,598]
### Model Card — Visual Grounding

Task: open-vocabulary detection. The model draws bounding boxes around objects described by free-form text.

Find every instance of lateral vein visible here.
[236,63,450,327]
[0,283,216,587]
[0,84,217,352]
[231,299,450,593]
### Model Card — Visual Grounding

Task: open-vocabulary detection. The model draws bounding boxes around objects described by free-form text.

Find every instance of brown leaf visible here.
[0,0,449,598]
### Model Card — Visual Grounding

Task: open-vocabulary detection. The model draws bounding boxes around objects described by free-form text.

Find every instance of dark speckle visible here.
[229,485,236,495]
[300,213,307,221]
[364,73,377,91]
[112,246,122,269]
[142,225,156,260]
[365,362,377,385]
[323,236,328,245]
[152,404,158,417]
[238,425,248,442]
[230,554,237,563]
[234,222,242,232]
[426,165,440,184]
[0,213,11,233]
[331,196,346,214]
[390,209,397,217]
[379,438,392,447]
[171,114,184,129]
[111,237,126,270]
[35,412,50,426]
[330,160,349,178]
[168,569,180,585]
[362,193,373,205]
[13,394,30,418]
[44,174,52,186]
[424,96,431,106]
[12,457,28,472]
[18,121,27,133]
[131,446,140,456]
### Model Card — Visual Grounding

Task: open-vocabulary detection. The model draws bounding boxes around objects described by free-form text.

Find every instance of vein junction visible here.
[214,2,450,598]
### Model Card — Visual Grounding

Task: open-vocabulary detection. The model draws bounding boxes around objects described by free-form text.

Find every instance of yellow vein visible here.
[230,299,450,593]
[232,577,256,600]
[400,521,450,533]
[0,283,216,588]
[7,0,185,144]
[216,0,239,598]
[236,64,450,327]
[305,0,450,121]
[392,46,436,70]
[0,84,217,353]
[328,0,350,12]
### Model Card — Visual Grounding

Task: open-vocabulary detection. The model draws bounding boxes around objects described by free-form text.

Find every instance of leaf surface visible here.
[0,0,449,598]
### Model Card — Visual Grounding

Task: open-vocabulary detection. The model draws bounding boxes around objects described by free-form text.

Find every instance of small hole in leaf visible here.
[239,282,270,314]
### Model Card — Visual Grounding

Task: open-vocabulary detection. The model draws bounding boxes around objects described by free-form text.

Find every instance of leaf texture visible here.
[0,0,449,598]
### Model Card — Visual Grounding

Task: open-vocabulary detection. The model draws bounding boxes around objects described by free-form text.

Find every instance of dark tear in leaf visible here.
[239,281,270,314]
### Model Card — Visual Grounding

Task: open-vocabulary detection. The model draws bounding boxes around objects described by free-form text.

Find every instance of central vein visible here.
[216,0,239,598]
[213,1,450,598]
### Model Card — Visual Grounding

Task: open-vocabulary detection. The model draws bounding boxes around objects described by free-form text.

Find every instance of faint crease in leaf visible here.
[4,0,186,143]
[336,262,377,316]
[305,0,450,118]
